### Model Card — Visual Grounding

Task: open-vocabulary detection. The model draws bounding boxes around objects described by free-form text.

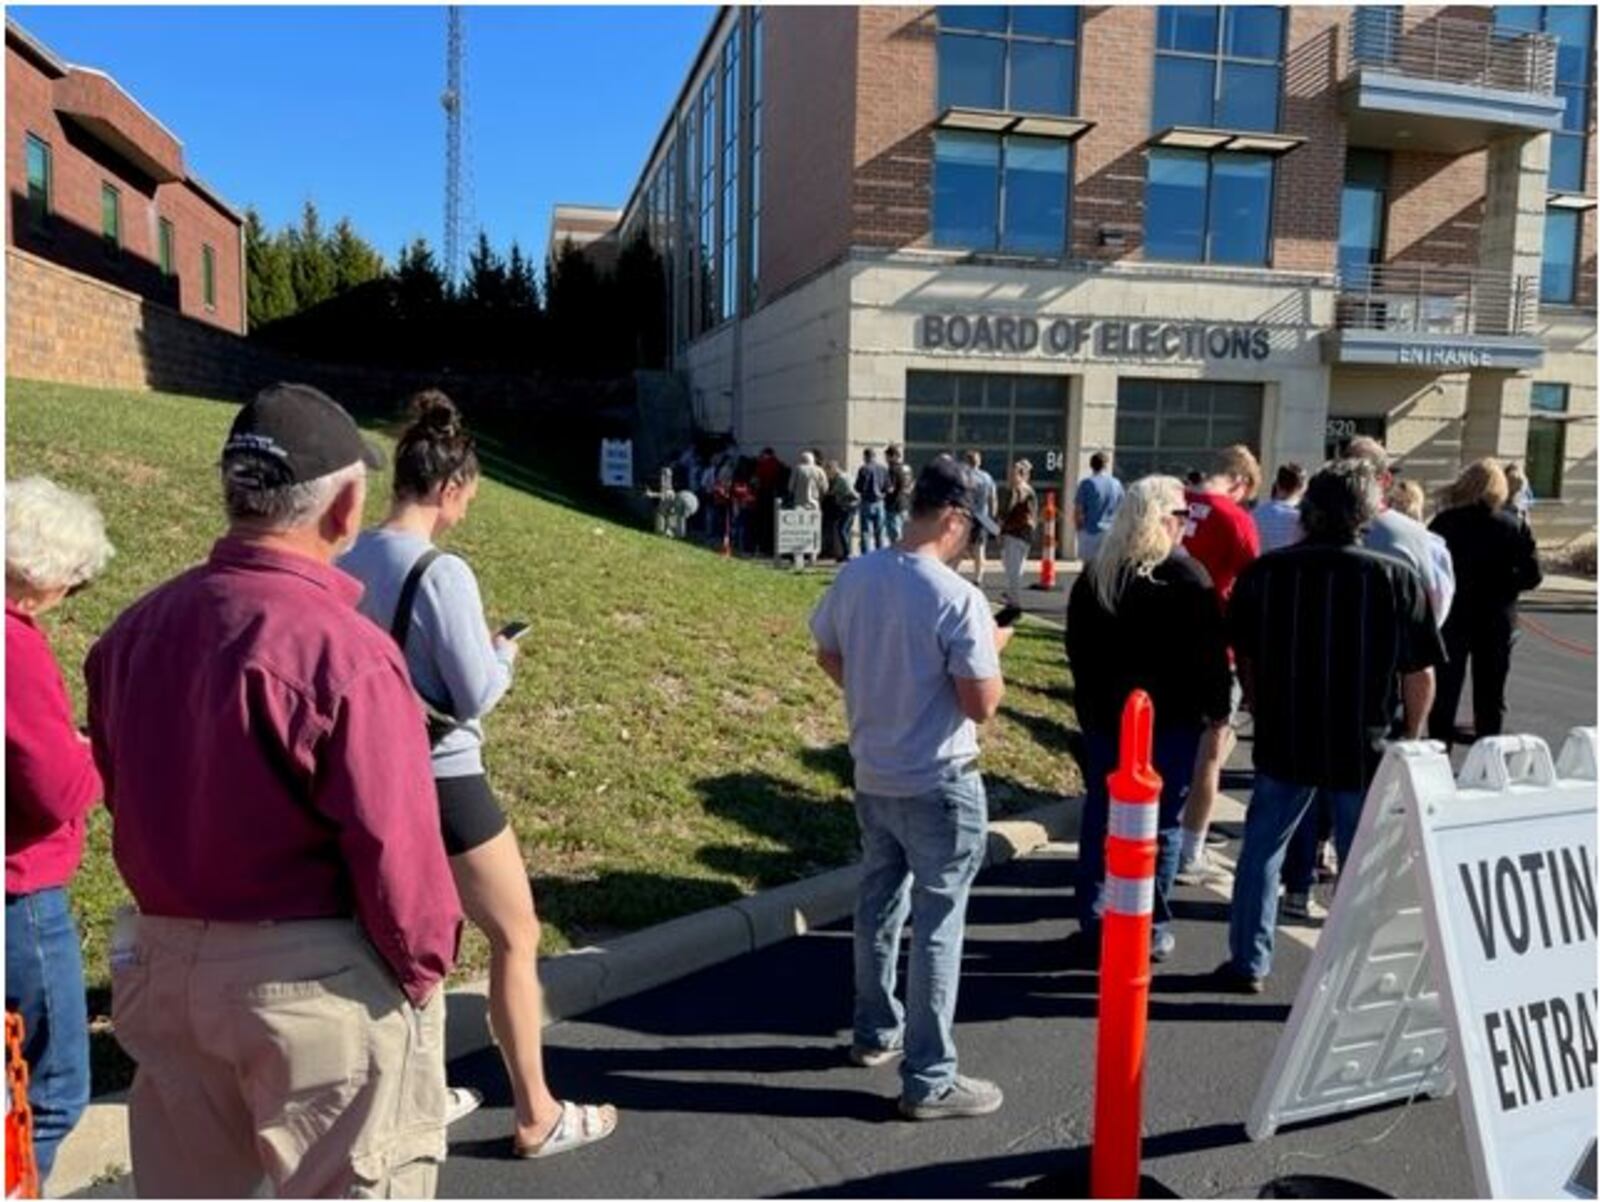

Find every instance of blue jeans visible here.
[859,501,887,552]
[1077,724,1202,941]
[1283,792,1334,894]
[885,509,907,544]
[835,509,857,561]
[1229,774,1365,978]
[853,771,988,1103]
[5,888,91,1183]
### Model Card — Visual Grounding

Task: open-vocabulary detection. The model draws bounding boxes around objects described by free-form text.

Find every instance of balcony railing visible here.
[1336,265,1539,338]
[1347,8,1557,96]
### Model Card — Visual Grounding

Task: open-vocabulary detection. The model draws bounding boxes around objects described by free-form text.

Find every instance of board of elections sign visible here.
[1250,731,1599,1199]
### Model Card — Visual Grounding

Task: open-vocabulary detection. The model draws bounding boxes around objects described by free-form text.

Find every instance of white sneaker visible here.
[1175,848,1232,886]
[1280,891,1327,924]
[446,1086,484,1125]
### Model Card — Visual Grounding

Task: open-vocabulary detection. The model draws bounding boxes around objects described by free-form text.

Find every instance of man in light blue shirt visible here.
[1073,452,1124,562]
[1252,462,1306,554]
[810,456,1010,1121]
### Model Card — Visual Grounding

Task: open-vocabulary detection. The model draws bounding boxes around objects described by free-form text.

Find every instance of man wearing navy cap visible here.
[809,454,1012,1120]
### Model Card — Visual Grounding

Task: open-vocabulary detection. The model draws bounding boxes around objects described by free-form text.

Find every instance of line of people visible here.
[7,385,615,1197]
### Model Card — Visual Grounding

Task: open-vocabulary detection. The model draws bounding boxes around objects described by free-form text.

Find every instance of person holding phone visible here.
[340,391,616,1159]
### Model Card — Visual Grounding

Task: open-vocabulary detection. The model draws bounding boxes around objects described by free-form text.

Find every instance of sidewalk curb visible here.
[51,797,1080,1197]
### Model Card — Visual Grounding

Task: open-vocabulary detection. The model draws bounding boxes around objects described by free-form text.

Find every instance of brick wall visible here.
[1075,6,1155,262]
[6,42,244,334]
[1385,149,1487,266]
[1273,7,1347,272]
[851,6,935,250]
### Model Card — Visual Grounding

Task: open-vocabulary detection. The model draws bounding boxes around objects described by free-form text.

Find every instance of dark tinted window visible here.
[934,132,1070,255]
[1541,207,1578,303]
[1144,150,1208,261]
[1154,4,1283,131]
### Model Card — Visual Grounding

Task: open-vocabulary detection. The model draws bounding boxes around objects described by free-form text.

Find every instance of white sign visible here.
[775,507,822,556]
[599,439,633,487]
[1250,732,1599,1199]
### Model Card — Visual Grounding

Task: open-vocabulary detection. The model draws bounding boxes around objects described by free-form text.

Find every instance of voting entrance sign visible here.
[599,439,634,487]
[1250,730,1598,1198]
[775,506,822,557]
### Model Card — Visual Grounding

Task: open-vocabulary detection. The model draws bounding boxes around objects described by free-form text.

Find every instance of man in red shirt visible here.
[1176,444,1262,882]
[86,384,463,1198]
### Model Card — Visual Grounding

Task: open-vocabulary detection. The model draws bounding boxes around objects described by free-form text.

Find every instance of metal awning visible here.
[1145,126,1305,156]
[935,108,1095,142]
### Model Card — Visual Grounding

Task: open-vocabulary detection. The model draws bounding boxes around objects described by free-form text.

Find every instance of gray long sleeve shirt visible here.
[340,528,514,778]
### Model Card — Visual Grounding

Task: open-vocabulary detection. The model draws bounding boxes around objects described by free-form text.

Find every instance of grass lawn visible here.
[7,378,1085,1000]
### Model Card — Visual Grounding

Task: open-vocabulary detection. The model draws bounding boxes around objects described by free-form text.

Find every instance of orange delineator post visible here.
[1092,689,1162,1200]
[6,1013,38,1200]
[1040,490,1058,590]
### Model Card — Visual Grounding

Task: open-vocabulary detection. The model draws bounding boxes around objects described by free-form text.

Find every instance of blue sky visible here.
[12,5,713,264]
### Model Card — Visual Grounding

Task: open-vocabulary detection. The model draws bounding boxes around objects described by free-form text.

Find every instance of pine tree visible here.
[464,230,508,312]
[506,241,539,314]
[243,207,296,328]
[287,200,337,310]
[330,217,385,293]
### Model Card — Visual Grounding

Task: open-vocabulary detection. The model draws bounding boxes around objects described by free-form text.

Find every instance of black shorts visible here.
[436,774,508,856]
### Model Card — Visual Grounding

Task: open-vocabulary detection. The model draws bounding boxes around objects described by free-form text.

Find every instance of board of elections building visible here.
[566,6,1596,547]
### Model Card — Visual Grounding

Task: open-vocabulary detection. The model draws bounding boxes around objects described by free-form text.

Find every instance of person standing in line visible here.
[86,383,462,1197]
[1072,452,1125,563]
[1173,444,1261,886]
[810,456,1010,1120]
[998,459,1038,605]
[1504,462,1534,527]
[1252,463,1306,554]
[826,459,860,562]
[792,451,829,569]
[5,478,114,1187]
[1342,437,1454,627]
[1065,476,1231,964]
[856,447,891,553]
[1388,479,1456,625]
[961,450,998,585]
[341,392,617,1159]
[1218,460,1443,992]
[1427,459,1543,748]
[754,446,787,556]
[884,443,915,544]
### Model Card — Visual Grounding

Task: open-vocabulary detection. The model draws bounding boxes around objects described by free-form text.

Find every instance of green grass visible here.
[7,378,1084,1000]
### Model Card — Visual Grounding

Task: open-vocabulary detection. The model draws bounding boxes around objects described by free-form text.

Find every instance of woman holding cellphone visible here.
[341,390,616,1159]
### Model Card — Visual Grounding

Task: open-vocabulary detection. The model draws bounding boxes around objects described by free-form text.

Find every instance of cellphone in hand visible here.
[994,604,1023,629]
[498,620,532,642]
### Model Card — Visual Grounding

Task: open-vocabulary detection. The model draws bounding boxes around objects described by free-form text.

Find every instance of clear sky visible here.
[11,5,713,265]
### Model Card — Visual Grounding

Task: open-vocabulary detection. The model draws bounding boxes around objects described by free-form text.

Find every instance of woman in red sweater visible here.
[6,476,113,1186]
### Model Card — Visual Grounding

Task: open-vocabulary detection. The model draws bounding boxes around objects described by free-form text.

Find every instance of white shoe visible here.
[446,1086,484,1126]
[1280,891,1327,924]
[1175,849,1232,886]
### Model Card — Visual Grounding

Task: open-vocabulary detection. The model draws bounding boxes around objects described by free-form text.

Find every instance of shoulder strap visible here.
[390,548,442,650]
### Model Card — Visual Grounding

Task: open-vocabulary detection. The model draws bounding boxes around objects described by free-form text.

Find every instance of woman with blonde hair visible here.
[6,477,113,1185]
[1428,458,1541,746]
[998,458,1037,604]
[1065,476,1231,963]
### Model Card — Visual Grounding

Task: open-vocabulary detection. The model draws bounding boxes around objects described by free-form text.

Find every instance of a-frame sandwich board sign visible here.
[1248,731,1598,1199]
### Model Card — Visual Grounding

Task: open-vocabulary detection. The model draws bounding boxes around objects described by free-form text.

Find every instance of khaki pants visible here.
[111,914,447,1199]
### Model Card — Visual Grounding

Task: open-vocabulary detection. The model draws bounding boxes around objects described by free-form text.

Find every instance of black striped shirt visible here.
[1228,543,1446,790]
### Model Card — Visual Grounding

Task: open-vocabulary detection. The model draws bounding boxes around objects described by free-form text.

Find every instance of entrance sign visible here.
[775,506,821,557]
[1250,731,1599,1199]
[599,439,633,487]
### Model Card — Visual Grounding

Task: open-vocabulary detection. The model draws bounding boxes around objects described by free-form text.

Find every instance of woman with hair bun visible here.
[341,390,616,1159]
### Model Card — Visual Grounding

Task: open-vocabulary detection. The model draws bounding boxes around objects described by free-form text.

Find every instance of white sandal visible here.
[513,1099,619,1159]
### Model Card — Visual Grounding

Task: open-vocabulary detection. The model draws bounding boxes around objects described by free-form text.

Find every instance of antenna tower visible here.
[442,6,464,288]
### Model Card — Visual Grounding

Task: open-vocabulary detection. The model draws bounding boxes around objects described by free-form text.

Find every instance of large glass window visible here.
[749,6,764,304]
[1541,206,1578,304]
[1496,6,1593,191]
[1527,384,1568,497]
[202,243,217,309]
[1143,149,1274,265]
[101,183,120,255]
[158,218,175,277]
[938,7,1079,117]
[1338,149,1390,279]
[25,134,51,231]
[719,27,740,323]
[905,370,1068,493]
[1114,379,1264,481]
[933,131,1070,254]
[1154,5,1284,132]
[698,75,717,332]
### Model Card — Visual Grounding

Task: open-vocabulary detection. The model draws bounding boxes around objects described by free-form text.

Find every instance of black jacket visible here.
[1429,503,1542,621]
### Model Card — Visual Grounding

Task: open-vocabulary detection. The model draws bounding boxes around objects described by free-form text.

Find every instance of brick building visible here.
[585,5,1595,544]
[6,19,245,334]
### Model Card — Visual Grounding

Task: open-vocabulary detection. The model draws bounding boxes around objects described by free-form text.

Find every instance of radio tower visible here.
[442,6,464,289]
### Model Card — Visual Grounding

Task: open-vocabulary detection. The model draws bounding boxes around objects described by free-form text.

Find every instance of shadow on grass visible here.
[530,871,746,946]
[695,771,859,887]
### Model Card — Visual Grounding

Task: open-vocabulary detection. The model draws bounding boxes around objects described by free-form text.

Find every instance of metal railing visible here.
[1347,8,1557,96]
[1335,265,1539,337]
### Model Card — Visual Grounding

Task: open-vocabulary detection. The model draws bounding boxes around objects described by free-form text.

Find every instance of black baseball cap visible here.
[221,383,384,489]
[913,456,1000,536]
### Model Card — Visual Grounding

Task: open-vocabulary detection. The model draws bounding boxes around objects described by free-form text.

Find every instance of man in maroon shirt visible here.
[86,384,463,1198]
[1176,444,1262,884]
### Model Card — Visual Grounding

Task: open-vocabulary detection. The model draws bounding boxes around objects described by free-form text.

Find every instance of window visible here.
[101,183,122,254]
[1143,148,1274,264]
[158,218,175,277]
[1527,383,1568,498]
[937,7,1080,117]
[749,6,764,304]
[1337,149,1390,279]
[1114,378,1263,481]
[1153,6,1284,133]
[719,27,741,322]
[202,243,216,309]
[933,131,1071,254]
[1541,206,1578,303]
[1496,7,1592,192]
[905,370,1068,492]
[699,75,717,332]
[25,135,51,231]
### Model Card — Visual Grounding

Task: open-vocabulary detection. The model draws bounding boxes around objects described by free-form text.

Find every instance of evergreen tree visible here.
[464,230,508,313]
[244,207,296,327]
[287,200,337,310]
[506,241,539,314]
[544,238,606,374]
[330,217,385,293]
[613,233,667,371]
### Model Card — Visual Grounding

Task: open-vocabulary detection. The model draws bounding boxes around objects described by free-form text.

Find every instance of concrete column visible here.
[1477,132,1549,334]
[1065,364,1118,558]
[1462,373,1533,466]
[1269,369,1331,476]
